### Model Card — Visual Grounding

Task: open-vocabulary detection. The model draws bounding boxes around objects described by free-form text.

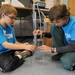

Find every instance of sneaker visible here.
[15,51,33,59]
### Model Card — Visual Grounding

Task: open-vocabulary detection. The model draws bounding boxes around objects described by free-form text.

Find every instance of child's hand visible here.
[37,45,52,53]
[24,43,37,52]
[33,29,43,35]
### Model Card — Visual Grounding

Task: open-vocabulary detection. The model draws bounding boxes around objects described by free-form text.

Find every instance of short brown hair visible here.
[0,4,17,16]
[48,4,70,21]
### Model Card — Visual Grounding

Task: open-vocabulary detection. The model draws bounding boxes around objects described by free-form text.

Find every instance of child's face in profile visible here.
[52,18,68,27]
[4,13,16,25]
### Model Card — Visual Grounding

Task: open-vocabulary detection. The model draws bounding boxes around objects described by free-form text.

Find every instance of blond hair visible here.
[0,4,17,16]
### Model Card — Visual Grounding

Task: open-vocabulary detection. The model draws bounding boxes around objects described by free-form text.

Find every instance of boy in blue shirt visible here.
[0,4,36,72]
[34,5,75,71]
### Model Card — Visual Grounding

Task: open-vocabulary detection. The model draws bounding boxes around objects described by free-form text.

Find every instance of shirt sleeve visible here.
[0,28,6,44]
[43,32,52,38]
[56,40,75,53]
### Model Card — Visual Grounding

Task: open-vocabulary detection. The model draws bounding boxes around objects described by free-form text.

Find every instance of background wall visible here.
[68,0,75,16]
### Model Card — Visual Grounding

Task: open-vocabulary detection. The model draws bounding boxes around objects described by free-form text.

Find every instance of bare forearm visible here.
[3,41,29,50]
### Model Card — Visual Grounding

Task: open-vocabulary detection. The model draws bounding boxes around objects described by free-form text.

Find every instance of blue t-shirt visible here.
[62,16,75,44]
[0,25,16,54]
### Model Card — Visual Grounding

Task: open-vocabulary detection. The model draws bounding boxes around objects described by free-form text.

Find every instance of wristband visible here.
[51,48,56,53]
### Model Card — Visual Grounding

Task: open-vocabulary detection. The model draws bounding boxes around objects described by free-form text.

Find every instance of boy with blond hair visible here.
[0,4,36,72]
